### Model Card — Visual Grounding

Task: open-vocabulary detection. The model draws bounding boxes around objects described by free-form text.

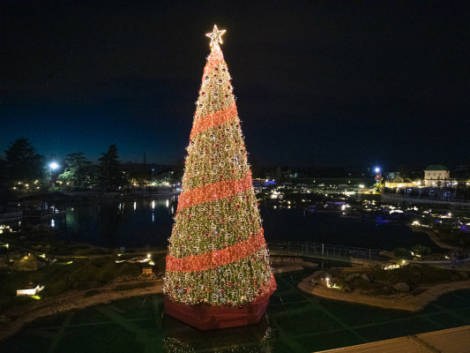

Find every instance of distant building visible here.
[424,165,451,187]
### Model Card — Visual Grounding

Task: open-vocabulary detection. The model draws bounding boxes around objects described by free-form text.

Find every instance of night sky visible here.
[1,1,469,168]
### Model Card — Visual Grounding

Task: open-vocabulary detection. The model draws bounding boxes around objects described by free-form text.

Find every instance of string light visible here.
[163,25,275,308]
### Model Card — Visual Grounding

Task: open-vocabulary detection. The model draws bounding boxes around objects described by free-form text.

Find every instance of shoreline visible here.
[0,279,163,342]
[381,193,470,207]
[298,273,470,311]
[422,228,462,251]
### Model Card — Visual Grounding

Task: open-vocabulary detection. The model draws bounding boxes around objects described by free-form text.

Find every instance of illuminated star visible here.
[206,24,226,49]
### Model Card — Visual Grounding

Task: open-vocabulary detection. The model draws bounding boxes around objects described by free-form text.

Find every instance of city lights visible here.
[383,263,401,270]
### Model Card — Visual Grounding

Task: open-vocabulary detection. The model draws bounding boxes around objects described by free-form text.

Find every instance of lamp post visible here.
[373,166,383,193]
[48,161,60,187]
[373,166,382,182]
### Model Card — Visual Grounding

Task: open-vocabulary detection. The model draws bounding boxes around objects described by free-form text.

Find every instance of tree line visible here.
[0,138,126,192]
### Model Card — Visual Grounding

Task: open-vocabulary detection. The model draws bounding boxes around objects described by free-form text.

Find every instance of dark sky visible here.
[1,0,469,168]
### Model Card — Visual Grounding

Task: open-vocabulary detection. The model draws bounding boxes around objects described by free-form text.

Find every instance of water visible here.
[52,198,177,248]
[46,198,434,250]
[2,200,457,352]
[3,270,470,353]
[261,206,435,250]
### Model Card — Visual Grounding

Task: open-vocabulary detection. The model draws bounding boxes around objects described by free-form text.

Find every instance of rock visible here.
[0,257,9,270]
[345,273,361,282]
[312,271,330,280]
[360,273,370,282]
[393,282,410,292]
[458,271,469,279]
[0,315,11,324]
[302,261,319,269]
[12,254,39,271]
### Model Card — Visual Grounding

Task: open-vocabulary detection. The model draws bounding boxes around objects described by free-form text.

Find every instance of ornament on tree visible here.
[163,25,276,330]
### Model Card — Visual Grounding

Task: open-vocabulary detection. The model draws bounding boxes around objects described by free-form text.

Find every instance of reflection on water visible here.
[55,197,177,248]
[48,198,435,250]
[163,314,272,353]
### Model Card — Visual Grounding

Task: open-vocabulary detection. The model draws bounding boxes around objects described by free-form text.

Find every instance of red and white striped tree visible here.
[163,25,275,328]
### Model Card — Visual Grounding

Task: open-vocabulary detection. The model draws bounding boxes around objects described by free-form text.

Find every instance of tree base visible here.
[164,292,273,330]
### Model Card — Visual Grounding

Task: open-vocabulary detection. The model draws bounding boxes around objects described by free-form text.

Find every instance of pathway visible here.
[317,324,470,353]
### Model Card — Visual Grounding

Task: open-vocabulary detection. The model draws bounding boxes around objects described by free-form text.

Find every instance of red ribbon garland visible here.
[190,103,237,140]
[177,172,252,212]
[166,228,266,272]
[202,46,225,78]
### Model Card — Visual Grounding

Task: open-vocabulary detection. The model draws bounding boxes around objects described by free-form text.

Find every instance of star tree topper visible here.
[206,24,226,49]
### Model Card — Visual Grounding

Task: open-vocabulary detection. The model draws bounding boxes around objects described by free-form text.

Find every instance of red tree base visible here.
[164,292,273,330]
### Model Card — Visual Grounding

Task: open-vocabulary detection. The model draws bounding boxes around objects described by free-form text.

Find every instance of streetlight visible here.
[49,161,60,171]
[373,166,382,187]
[48,161,60,187]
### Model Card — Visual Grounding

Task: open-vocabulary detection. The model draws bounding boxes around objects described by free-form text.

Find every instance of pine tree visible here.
[164,26,275,311]
[98,144,123,191]
[4,138,43,184]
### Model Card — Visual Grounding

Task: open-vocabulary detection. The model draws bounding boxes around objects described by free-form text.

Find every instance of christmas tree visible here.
[164,25,276,329]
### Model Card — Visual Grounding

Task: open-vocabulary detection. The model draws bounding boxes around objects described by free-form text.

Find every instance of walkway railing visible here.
[268,241,383,262]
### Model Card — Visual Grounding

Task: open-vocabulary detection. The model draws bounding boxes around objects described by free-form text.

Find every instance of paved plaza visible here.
[2,271,470,352]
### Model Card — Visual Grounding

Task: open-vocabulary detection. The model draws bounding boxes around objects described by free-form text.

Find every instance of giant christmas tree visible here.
[163,25,276,330]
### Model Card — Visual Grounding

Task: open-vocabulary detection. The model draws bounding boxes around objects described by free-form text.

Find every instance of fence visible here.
[268,241,383,262]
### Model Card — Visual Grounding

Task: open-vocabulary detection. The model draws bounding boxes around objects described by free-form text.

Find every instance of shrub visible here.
[411,244,431,256]
[393,248,412,259]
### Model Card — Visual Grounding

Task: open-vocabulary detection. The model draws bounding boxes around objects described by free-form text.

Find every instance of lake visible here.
[44,197,435,251]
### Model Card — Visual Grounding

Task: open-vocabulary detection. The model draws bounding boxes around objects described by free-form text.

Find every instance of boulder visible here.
[393,282,410,292]
[0,315,11,325]
[13,254,39,272]
[0,257,9,270]
[302,261,319,269]
[458,271,469,280]
[312,270,330,280]
[345,273,361,282]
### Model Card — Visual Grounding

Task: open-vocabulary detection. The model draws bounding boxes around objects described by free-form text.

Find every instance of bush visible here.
[411,244,431,256]
[393,248,412,259]
[372,264,453,287]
